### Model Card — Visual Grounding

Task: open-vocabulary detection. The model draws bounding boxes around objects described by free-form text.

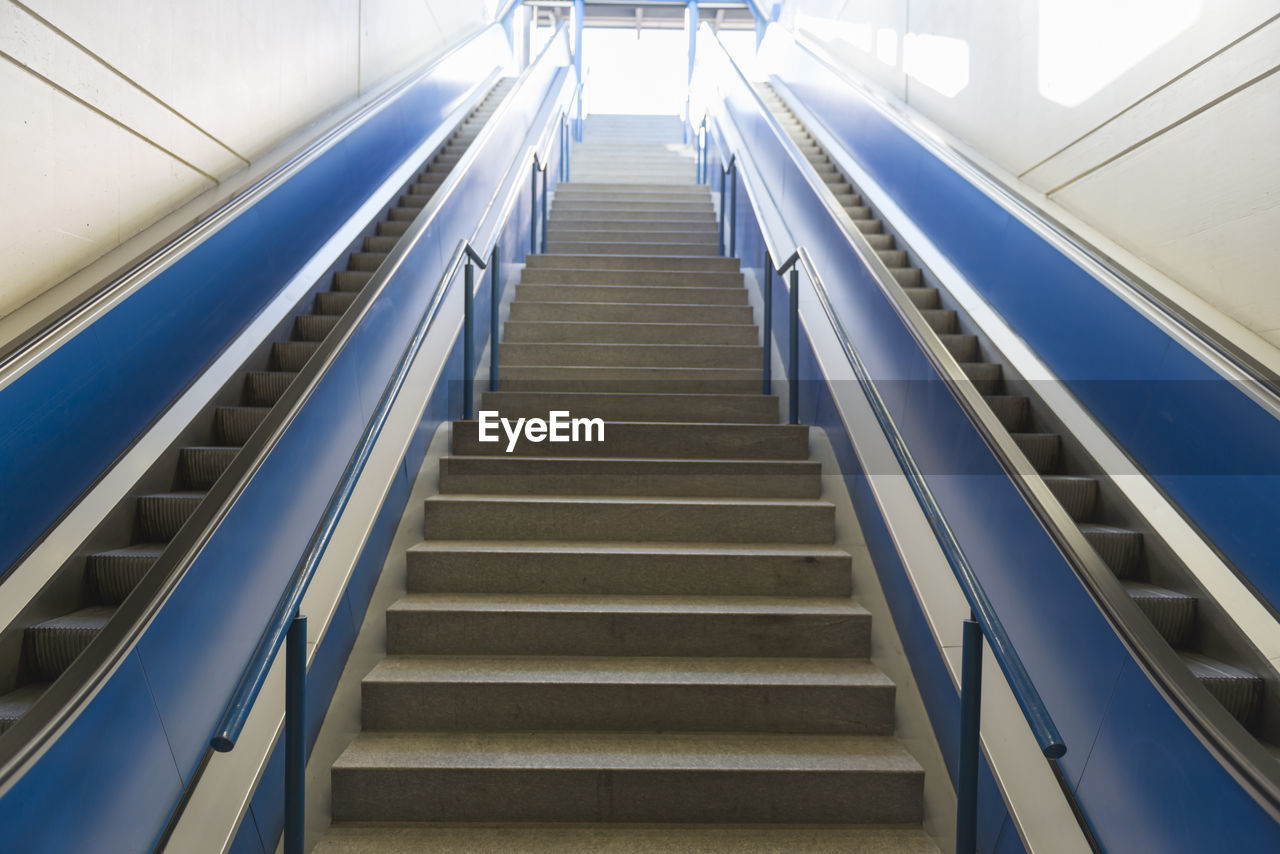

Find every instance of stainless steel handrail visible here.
[703,21,1280,825]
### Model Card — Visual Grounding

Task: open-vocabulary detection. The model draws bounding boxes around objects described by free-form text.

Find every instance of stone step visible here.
[438,456,821,498]
[550,209,715,223]
[477,390,777,423]
[526,254,739,272]
[313,823,939,853]
[452,419,807,459]
[386,594,869,657]
[546,241,722,257]
[406,541,853,596]
[359,655,894,733]
[502,320,758,345]
[546,229,720,245]
[330,730,920,823]
[499,342,762,370]
[520,268,743,287]
[420,495,836,544]
[515,283,747,305]
[509,301,752,325]
[496,365,761,394]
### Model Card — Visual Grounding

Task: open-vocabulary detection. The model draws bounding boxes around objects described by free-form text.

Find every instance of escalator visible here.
[0,78,517,735]
[755,83,1267,735]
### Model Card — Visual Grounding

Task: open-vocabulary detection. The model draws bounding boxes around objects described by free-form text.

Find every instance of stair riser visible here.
[439,466,819,498]
[515,284,746,305]
[526,254,738,272]
[136,497,202,541]
[477,391,776,423]
[555,201,712,213]
[550,211,715,223]
[546,230,720,244]
[510,302,752,324]
[546,242,722,257]
[500,343,762,370]
[452,421,806,459]
[331,767,919,823]
[361,682,893,734]
[387,610,868,658]
[422,500,834,543]
[407,549,851,596]
[520,269,744,287]
[502,321,757,346]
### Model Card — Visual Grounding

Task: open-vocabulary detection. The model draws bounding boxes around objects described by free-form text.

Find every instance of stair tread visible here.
[365,655,892,686]
[333,730,920,772]
[390,593,866,615]
[314,822,939,853]
[409,540,851,558]
[426,494,833,508]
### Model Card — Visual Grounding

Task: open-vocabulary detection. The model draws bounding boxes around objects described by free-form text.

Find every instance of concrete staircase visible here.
[315,116,934,852]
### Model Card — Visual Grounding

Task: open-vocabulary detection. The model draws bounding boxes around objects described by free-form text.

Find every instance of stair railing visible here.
[702,59,1071,854]
[718,153,737,256]
[199,55,578,854]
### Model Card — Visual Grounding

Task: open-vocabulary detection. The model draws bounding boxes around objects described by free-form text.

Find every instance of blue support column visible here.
[283,614,307,854]
[489,246,501,392]
[788,267,799,424]
[463,262,475,419]
[762,251,772,395]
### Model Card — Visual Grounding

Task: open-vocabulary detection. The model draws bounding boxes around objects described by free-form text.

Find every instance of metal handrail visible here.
[0,23,506,384]
[201,37,577,854]
[707,25,1280,818]
[699,34,1073,853]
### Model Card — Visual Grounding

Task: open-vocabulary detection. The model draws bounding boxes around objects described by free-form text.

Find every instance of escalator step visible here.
[1079,524,1143,578]
[425,162,454,175]
[25,606,115,681]
[295,314,340,342]
[388,207,421,222]
[847,206,873,220]
[0,684,47,735]
[136,492,204,541]
[960,362,1001,395]
[890,268,922,288]
[865,234,894,250]
[244,371,297,405]
[939,334,977,362]
[409,182,442,195]
[215,406,272,445]
[984,395,1028,431]
[1181,653,1264,729]
[348,252,389,272]
[902,288,939,309]
[364,235,400,253]
[273,341,321,372]
[334,271,374,292]
[1011,433,1059,473]
[878,249,907,267]
[377,221,411,238]
[178,446,239,490]
[399,194,433,208]
[919,309,956,333]
[1125,582,1196,647]
[1042,475,1097,520]
[315,290,359,315]
[851,218,883,235]
[87,544,165,605]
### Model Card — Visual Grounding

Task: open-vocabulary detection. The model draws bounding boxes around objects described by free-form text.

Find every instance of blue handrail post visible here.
[530,160,539,253]
[540,164,549,253]
[719,168,727,252]
[957,616,983,854]
[463,260,475,419]
[788,267,799,424]
[283,613,307,854]
[728,162,737,255]
[489,245,501,392]
[762,251,772,395]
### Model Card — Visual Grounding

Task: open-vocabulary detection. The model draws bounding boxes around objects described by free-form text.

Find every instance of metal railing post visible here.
[728,162,737,256]
[788,267,800,424]
[489,246,501,392]
[283,613,307,854]
[957,616,983,854]
[762,251,772,395]
[463,261,475,419]
[540,165,549,254]
[530,161,539,253]
[719,169,728,253]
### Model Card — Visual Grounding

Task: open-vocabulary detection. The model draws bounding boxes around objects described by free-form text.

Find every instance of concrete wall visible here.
[0,0,499,322]
[778,1,1280,349]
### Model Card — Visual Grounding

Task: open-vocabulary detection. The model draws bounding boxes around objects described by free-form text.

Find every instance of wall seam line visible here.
[0,50,220,183]
[10,0,251,166]
[1045,61,1280,196]
[1019,11,1280,179]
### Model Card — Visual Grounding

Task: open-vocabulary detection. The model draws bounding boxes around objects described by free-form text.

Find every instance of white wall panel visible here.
[0,0,495,324]
[779,0,1280,351]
